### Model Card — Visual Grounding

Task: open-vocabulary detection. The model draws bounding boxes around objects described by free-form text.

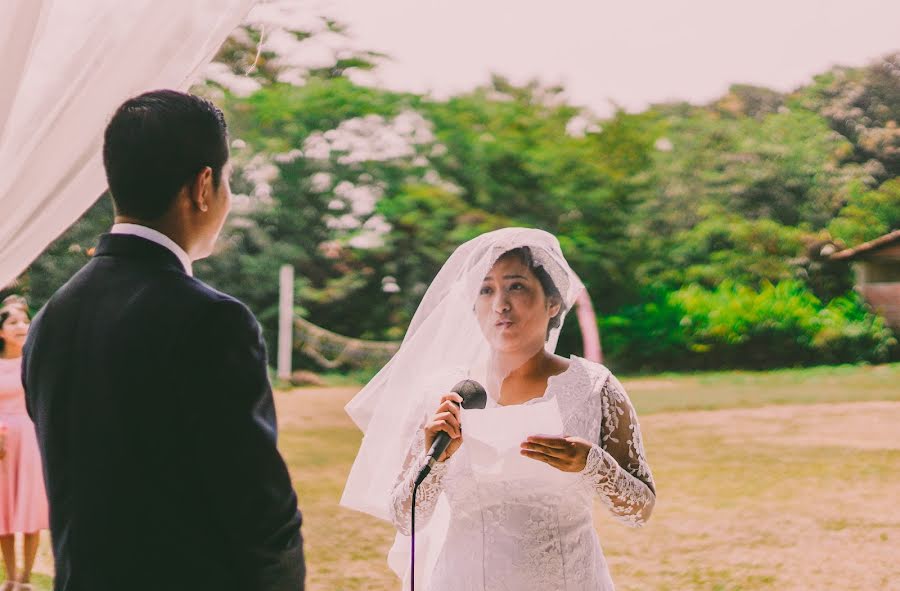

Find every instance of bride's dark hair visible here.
[497,247,567,337]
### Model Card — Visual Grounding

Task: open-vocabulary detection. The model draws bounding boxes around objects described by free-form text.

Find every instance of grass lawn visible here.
[619,362,900,414]
[10,363,900,590]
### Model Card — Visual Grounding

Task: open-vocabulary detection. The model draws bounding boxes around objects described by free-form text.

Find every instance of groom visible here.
[22,90,304,591]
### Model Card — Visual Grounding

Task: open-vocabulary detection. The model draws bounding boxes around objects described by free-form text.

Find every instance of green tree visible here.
[828,178,900,245]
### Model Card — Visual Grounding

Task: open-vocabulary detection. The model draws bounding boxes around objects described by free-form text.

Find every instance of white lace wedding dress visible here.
[389,355,656,591]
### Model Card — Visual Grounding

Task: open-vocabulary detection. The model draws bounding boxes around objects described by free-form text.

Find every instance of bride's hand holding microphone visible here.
[416,380,486,487]
[423,392,464,462]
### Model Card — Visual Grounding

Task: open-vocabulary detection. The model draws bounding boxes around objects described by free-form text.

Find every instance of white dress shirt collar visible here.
[110,223,193,276]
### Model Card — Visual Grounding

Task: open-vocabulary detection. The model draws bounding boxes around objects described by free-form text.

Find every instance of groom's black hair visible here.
[102,89,229,220]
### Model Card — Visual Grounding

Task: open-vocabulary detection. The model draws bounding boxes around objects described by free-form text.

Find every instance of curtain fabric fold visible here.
[0,0,256,288]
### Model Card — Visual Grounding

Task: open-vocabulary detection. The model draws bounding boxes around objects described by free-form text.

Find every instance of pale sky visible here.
[318,0,900,117]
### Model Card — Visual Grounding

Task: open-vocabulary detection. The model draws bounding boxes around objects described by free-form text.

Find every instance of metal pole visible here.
[277,264,294,381]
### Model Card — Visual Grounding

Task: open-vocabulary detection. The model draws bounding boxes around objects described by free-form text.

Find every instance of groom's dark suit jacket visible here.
[22,233,304,591]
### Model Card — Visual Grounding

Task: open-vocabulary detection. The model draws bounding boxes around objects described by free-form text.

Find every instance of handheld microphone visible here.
[414,379,486,486]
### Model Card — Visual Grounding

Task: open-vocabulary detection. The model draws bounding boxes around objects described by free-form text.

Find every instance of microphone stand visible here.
[411,481,420,591]
[410,450,439,591]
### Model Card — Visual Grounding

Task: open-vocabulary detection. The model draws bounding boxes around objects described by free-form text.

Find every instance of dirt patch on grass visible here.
[276,386,362,431]
[601,402,900,591]
[650,400,900,451]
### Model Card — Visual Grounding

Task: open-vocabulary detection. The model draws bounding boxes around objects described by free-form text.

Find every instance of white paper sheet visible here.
[461,397,578,486]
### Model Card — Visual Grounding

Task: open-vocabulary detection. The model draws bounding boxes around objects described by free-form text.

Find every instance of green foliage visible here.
[828,178,900,245]
[654,214,807,289]
[424,88,658,311]
[721,109,857,227]
[200,78,427,355]
[10,15,899,376]
[601,281,896,372]
[796,53,900,178]
[375,183,510,336]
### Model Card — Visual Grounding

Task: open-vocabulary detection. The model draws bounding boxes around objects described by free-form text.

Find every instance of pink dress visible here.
[0,356,49,535]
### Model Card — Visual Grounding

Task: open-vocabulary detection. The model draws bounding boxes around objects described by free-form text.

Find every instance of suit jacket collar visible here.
[93,233,189,275]
[110,223,193,276]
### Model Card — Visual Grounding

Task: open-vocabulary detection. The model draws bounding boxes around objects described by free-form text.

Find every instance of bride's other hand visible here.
[520,434,593,472]
[424,392,464,462]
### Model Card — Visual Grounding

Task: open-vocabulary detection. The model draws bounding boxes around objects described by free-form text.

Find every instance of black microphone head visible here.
[452,379,487,410]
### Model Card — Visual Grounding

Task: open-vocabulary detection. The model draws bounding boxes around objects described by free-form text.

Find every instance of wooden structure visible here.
[830,229,900,330]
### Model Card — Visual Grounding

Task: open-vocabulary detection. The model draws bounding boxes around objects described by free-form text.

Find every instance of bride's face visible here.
[475,255,561,354]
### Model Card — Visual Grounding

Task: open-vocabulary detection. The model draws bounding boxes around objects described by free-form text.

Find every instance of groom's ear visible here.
[186,166,214,213]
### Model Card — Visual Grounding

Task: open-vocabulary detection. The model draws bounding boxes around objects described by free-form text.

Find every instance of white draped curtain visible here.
[0,0,256,289]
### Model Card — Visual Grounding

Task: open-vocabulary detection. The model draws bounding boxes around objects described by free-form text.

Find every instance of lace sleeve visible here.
[580,374,656,527]
[388,426,450,536]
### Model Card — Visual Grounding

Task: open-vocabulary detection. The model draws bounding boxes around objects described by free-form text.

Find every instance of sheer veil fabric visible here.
[341,228,585,587]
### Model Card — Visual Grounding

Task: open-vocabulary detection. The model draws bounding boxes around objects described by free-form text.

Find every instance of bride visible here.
[342,228,655,591]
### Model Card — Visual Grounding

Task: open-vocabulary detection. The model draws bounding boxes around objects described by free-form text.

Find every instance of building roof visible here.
[830,229,900,261]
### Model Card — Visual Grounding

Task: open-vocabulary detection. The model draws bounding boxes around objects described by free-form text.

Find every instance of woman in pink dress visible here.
[0,296,48,591]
